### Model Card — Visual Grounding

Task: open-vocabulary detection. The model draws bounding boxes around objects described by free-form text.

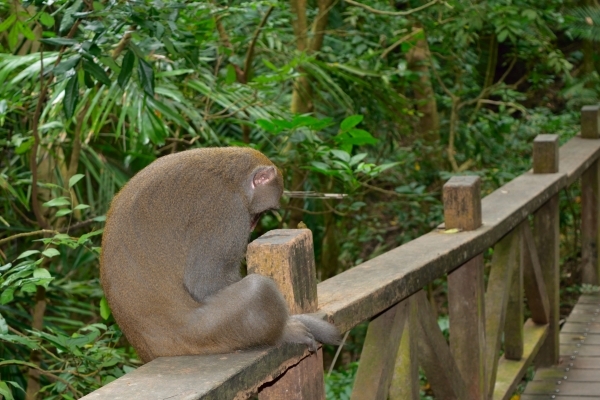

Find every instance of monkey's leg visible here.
[181,274,297,353]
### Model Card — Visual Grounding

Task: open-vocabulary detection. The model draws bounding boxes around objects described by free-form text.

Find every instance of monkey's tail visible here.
[291,314,342,345]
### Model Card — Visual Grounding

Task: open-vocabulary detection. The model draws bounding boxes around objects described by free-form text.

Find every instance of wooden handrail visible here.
[83,107,600,400]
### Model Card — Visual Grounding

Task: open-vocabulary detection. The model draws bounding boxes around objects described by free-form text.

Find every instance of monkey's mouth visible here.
[250,213,262,231]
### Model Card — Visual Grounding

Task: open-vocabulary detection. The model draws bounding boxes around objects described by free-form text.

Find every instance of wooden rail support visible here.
[581,105,600,285]
[416,290,468,400]
[503,223,524,361]
[444,176,486,400]
[485,227,520,398]
[247,229,325,400]
[389,296,419,400]
[532,134,560,367]
[351,299,410,400]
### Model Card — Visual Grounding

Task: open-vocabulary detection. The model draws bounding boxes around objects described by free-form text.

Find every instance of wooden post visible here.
[389,297,419,400]
[503,222,524,360]
[532,134,560,367]
[247,229,325,400]
[351,300,410,400]
[444,176,486,400]
[581,105,600,285]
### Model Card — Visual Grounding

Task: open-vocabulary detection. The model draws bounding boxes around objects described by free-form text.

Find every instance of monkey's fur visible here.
[100,147,340,362]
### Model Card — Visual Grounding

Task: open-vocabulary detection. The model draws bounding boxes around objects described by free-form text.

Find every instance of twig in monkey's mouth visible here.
[250,213,262,231]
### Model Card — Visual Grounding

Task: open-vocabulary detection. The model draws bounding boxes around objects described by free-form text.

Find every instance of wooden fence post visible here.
[532,134,560,367]
[247,229,325,400]
[581,105,600,285]
[444,176,486,400]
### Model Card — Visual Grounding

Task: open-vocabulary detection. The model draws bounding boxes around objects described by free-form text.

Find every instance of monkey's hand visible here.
[281,318,318,353]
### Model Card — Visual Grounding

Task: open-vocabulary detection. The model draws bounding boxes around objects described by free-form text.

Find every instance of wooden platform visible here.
[522,293,600,399]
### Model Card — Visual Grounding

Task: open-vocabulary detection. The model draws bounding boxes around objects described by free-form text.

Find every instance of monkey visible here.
[100,147,340,363]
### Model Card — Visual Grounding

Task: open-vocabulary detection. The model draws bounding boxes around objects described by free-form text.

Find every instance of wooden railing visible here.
[82,105,600,400]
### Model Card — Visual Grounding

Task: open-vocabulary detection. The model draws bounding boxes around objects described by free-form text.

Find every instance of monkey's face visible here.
[247,165,283,230]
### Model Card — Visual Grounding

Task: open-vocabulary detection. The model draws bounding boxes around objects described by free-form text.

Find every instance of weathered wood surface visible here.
[84,135,600,399]
[522,293,600,399]
[492,320,548,400]
[445,175,486,400]
[522,222,550,324]
[533,134,559,174]
[81,345,312,400]
[582,162,600,285]
[389,296,419,400]
[247,229,317,315]
[485,228,520,398]
[533,195,560,367]
[414,291,468,400]
[350,299,409,400]
[504,225,524,361]
[247,229,325,400]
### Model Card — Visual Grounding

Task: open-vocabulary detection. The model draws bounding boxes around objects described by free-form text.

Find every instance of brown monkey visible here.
[100,147,340,362]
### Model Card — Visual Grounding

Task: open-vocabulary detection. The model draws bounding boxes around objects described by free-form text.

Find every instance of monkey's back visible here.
[100,147,275,361]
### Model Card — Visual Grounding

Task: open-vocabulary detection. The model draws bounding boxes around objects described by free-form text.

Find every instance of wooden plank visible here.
[525,380,600,396]
[351,300,409,400]
[445,176,486,400]
[389,296,419,400]
[415,291,468,400]
[582,161,600,285]
[577,293,600,304]
[522,222,550,324]
[485,228,520,398]
[81,345,311,400]
[561,344,600,356]
[562,321,600,334]
[561,136,600,186]
[504,223,524,361]
[561,333,600,345]
[564,313,600,323]
[534,367,600,381]
[247,229,325,400]
[318,171,567,333]
[533,134,559,174]
[533,195,560,367]
[492,320,548,400]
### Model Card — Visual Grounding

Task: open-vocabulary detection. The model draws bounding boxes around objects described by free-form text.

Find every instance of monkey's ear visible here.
[252,166,277,188]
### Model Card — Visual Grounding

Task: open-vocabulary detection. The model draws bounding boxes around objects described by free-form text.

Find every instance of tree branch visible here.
[344,0,439,16]
[243,6,274,83]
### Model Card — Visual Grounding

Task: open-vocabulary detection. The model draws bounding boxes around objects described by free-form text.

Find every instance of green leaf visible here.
[41,249,60,258]
[331,150,351,162]
[0,288,14,305]
[93,215,106,222]
[42,197,71,207]
[117,51,135,88]
[0,14,16,33]
[53,56,81,75]
[73,204,90,210]
[16,250,40,260]
[100,297,111,320]
[0,312,8,334]
[340,115,363,132]
[21,283,37,293]
[33,268,51,278]
[77,229,104,244]
[39,37,78,46]
[256,119,281,134]
[69,173,85,188]
[39,12,55,27]
[53,204,70,214]
[64,74,79,119]
[225,64,237,84]
[83,59,111,86]
[0,381,14,400]
[138,58,155,96]
[18,22,36,41]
